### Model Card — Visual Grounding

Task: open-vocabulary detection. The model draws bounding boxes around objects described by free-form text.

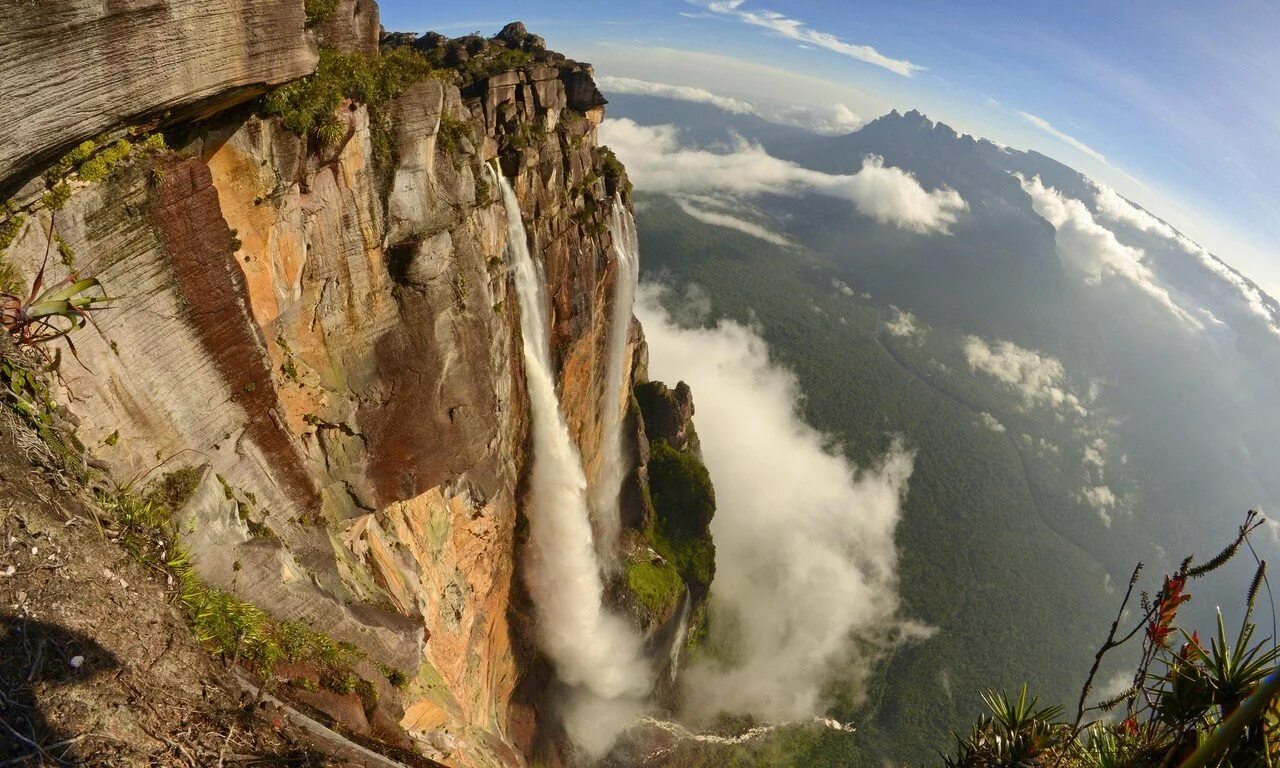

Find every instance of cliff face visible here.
[0,12,643,766]
[0,0,319,199]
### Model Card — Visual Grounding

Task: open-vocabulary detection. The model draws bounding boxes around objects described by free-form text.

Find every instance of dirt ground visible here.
[0,405,333,767]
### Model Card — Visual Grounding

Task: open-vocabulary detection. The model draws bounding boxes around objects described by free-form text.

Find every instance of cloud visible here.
[700,0,922,77]
[597,75,862,135]
[977,412,1007,433]
[597,75,755,114]
[1015,111,1108,165]
[963,335,1087,416]
[636,282,926,722]
[671,195,794,246]
[1093,183,1177,239]
[1093,183,1280,337]
[1018,175,1202,328]
[884,305,926,342]
[755,102,862,135]
[1080,485,1118,526]
[601,119,967,234]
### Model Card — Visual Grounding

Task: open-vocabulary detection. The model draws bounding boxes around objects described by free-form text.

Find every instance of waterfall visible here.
[492,167,649,710]
[589,196,641,571]
[667,586,692,682]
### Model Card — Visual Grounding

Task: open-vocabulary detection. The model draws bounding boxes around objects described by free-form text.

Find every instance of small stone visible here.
[0,565,14,577]
[69,655,84,669]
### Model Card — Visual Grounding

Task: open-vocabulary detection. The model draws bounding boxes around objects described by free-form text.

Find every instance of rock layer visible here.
[0,0,318,197]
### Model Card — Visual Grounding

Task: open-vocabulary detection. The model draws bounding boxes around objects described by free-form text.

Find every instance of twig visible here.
[1074,563,1145,727]
[24,638,43,683]
[0,714,61,767]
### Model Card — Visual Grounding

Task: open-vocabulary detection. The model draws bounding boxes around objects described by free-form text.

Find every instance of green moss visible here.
[46,140,97,180]
[77,139,133,183]
[0,209,27,260]
[103,429,119,446]
[626,557,685,618]
[646,438,716,590]
[42,182,71,211]
[55,235,75,267]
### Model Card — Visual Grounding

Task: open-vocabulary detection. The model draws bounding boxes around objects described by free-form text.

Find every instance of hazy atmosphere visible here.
[2,2,1277,766]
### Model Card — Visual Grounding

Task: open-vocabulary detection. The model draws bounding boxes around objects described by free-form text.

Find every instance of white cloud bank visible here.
[1093,183,1280,338]
[601,119,967,234]
[700,0,923,77]
[884,306,926,342]
[597,75,754,114]
[1018,175,1202,329]
[963,336,1086,416]
[756,102,862,135]
[671,195,794,246]
[597,75,862,135]
[636,283,926,722]
[977,412,1007,433]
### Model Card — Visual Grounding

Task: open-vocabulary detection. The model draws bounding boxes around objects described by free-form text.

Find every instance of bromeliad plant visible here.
[0,218,110,351]
[938,510,1280,768]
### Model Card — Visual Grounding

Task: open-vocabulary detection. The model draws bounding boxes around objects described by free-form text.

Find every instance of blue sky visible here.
[379,0,1280,293]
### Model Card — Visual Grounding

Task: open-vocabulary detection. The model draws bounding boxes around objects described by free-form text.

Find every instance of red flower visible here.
[1179,630,1204,659]
[1147,576,1190,647]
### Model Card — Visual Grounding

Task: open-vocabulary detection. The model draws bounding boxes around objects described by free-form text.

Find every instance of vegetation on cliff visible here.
[935,511,1279,768]
[263,46,439,164]
[646,439,716,593]
[626,378,717,637]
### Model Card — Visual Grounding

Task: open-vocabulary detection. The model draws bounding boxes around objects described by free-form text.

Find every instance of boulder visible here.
[560,68,608,112]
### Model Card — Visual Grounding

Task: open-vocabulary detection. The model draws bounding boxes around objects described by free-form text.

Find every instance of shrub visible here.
[304,0,340,27]
[436,110,470,155]
[262,47,437,166]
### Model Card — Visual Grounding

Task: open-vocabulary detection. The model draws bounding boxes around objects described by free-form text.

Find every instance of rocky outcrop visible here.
[634,380,700,456]
[0,17,642,767]
[314,0,382,56]
[0,0,318,198]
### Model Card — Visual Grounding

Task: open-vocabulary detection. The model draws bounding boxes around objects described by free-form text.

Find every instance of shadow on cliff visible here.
[0,615,119,764]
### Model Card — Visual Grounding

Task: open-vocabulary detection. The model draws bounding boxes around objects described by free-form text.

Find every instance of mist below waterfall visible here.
[494,170,650,753]
[636,282,928,724]
[589,197,642,571]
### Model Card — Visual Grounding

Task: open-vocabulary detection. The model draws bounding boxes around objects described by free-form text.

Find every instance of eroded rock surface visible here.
[0,0,317,197]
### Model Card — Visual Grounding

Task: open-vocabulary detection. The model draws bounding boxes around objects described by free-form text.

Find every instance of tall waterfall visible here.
[589,196,641,570]
[667,586,692,683]
[493,169,649,723]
